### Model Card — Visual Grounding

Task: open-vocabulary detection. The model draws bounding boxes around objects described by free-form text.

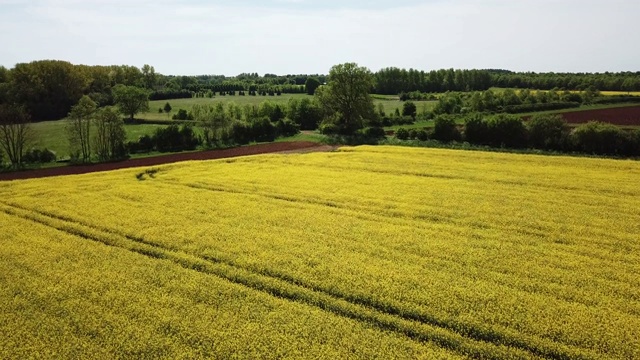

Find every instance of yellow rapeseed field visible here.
[1,146,639,359]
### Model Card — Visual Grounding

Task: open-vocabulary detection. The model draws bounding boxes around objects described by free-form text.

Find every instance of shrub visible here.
[230,121,252,145]
[463,114,490,145]
[250,117,276,142]
[172,109,191,120]
[571,121,636,156]
[502,102,580,114]
[390,116,415,126]
[432,115,461,142]
[179,124,200,150]
[362,126,386,139]
[23,148,56,163]
[275,119,300,138]
[402,101,417,119]
[408,129,418,140]
[128,134,154,153]
[485,114,528,148]
[154,124,201,152]
[416,129,429,141]
[319,122,340,135]
[527,114,570,151]
[395,128,409,140]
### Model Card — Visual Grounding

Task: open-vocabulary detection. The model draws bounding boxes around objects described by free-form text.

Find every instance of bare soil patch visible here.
[524,106,640,126]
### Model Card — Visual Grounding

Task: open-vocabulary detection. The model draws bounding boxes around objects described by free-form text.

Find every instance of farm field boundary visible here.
[0,141,325,181]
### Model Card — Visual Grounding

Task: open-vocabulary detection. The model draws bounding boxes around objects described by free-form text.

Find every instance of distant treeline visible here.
[1,60,640,121]
[373,68,640,95]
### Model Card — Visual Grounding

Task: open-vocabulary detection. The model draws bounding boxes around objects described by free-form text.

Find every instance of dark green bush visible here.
[463,114,490,145]
[230,121,252,145]
[432,115,461,142]
[153,124,201,152]
[571,121,638,156]
[275,119,300,138]
[395,128,409,140]
[362,126,386,139]
[172,109,193,120]
[527,114,570,151]
[250,117,276,142]
[23,148,56,163]
[502,102,580,114]
[485,114,528,148]
[319,122,340,135]
[402,101,417,119]
[416,129,429,141]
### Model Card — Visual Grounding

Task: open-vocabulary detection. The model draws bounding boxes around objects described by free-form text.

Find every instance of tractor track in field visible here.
[0,141,335,181]
[0,201,596,360]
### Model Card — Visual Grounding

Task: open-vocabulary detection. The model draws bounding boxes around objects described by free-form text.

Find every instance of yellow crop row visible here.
[1,145,639,359]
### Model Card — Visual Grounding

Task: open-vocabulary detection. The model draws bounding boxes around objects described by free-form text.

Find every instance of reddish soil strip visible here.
[523,106,640,126]
[560,106,640,126]
[0,141,327,181]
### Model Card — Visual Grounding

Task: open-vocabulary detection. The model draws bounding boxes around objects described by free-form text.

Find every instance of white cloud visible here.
[0,0,639,75]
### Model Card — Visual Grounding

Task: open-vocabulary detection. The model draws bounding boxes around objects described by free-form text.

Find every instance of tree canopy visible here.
[112,84,150,121]
[316,63,375,135]
[0,104,32,168]
[305,77,321,95]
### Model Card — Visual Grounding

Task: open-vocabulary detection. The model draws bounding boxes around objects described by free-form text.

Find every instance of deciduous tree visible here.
[305,77,321,95]
[402,101,417,120]
[0,104,32,168]
[316,63,375,135]
[67,95,97,162]
[112,84,149,121]
[191,103,233,146]
[94,107,127,161]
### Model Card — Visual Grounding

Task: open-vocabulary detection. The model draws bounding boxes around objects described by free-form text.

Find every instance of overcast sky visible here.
[1,0,638,76]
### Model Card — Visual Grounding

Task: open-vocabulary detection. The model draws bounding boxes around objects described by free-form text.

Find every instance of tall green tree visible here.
[305,77,321,95]
[67,95,97,163]
[191,103,233,146]
[287,97,322,130]
[141,64,157,89]
[0,66,8,83]
[316,63,375,135]
[94,107,127,161]
[0,104,32,168]
[112,85,149,121]
[402,101,417,120]
[10,60,88,120]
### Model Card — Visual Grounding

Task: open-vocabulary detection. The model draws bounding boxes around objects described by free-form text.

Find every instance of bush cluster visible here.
[394,113,640,157]
[22,148,57,163]
[128,124,201,153]
[172,109,194,120]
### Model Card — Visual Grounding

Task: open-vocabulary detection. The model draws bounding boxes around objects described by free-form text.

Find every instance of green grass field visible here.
[144,94,436,121]
[144,94,306,120]
[30,120,165,158]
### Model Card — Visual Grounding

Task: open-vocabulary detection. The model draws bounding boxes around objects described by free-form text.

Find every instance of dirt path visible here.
[0,141,334,181]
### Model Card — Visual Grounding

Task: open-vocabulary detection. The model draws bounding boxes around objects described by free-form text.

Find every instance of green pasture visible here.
[143,94,436,121]
[30,120,165,158]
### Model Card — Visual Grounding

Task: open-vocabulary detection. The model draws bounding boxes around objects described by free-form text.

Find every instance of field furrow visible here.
[0,202,546,359]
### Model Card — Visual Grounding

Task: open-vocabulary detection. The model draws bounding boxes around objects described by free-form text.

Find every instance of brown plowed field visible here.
[555,106,640,126]
[0,141,327,181]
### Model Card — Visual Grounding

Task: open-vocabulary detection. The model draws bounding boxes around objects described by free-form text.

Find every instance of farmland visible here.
[551,105,640,126]
[143,95,435,121]
[1,146,639,359]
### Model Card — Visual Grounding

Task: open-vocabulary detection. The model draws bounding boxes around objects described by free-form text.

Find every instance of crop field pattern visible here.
[1,146,639,359]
